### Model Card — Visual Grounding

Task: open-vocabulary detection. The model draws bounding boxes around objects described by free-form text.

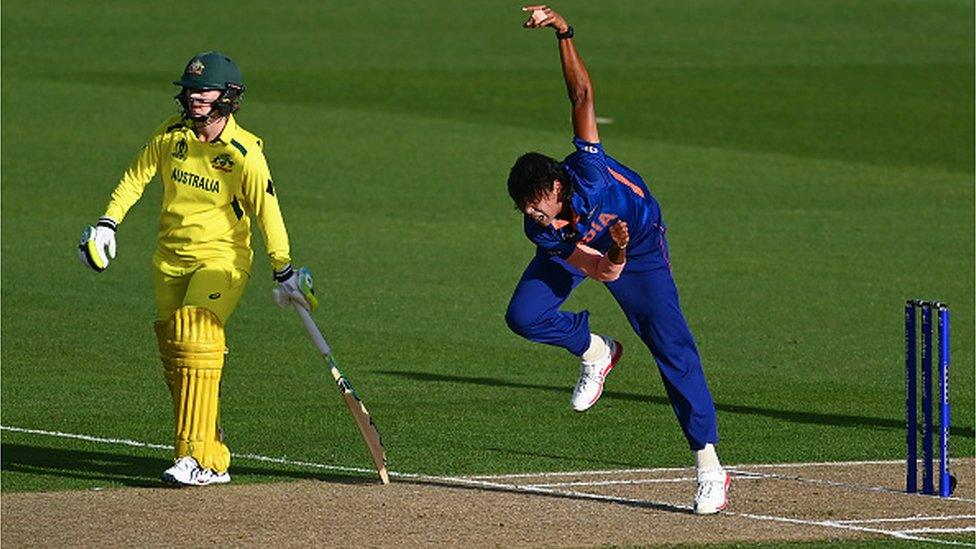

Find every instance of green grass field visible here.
[2,0,972,531]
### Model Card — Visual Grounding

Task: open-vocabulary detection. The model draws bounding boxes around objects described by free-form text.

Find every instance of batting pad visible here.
[155,306,231,473]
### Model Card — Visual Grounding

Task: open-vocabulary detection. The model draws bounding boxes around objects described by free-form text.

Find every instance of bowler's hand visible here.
[610,221,630,249]
[522,5,569,32]
[608,221,629,265]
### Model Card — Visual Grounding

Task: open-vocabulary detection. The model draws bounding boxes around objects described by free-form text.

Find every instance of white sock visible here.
[580,334,609,365]
[695,443,722,473]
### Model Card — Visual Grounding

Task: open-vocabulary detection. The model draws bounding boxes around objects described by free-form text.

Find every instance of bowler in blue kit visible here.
[507,5,730,514]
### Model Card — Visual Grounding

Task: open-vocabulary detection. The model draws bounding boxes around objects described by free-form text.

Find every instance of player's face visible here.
[523,181,563,227]
[186,89,222,118]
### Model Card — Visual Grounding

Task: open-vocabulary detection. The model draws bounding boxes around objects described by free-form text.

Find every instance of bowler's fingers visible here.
[524,15,556,29]
[522,5,552,28]
[611,221,630,245]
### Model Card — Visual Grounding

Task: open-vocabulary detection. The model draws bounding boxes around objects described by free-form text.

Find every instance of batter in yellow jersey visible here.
[107,112,291,322]
[78,51,315,487]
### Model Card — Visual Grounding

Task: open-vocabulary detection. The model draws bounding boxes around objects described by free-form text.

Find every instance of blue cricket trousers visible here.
[505,252,719,451]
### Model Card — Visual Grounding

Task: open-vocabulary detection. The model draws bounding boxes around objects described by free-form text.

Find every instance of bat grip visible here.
[294,305,332,358]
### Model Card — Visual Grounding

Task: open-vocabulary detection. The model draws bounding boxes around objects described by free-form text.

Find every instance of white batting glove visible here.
[78,217,117,272]
[273,264,318,311]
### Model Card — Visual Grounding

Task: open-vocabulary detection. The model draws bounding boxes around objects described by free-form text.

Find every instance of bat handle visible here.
[294,305,332,358]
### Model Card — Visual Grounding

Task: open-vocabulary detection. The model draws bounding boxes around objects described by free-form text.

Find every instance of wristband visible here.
[96,216,117,231]
[556,26,574,40]
[273,263,294,282]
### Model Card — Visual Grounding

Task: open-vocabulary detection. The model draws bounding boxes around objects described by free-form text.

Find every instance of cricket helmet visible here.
[174,51,245,118]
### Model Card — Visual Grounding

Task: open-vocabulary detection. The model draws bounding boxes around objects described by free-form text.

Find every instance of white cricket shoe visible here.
[162,456,231,487]
[694,468,730,514]
[571,337,623,412]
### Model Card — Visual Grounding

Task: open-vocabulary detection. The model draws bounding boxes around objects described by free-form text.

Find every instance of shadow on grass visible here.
[0,443,372,489]
[479,444,640,469]
[378,371,976,439]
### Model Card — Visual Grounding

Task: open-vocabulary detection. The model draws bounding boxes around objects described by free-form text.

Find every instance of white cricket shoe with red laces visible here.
[694,468,730,514]
[570,336,623,412]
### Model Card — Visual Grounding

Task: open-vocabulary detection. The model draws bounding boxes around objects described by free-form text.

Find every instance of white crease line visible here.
[465,458,913,480]
[530,477,696,488]
[896,527,976,534]
[1,425,380,477]
[231,452,382,477]
[730,459,913,469]
[530,477,697,488]
[527,473,766,489]
[734,469,976,503]
[725,511,974,546]
[1,426,172,450]
[464,466,696,480]
[837,515,976,524]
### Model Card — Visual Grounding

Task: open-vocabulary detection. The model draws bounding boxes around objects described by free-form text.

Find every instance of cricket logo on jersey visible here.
[211,153,235,173]
[172,138,188,161]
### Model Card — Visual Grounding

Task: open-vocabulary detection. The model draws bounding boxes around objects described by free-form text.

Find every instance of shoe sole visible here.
[573,340,624,413]
[693,471,731,515]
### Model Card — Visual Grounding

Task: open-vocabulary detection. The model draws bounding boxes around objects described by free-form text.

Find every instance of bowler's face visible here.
[523,184,562,227]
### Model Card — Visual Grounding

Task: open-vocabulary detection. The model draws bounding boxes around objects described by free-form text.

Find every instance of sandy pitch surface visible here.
[3,458,973,547]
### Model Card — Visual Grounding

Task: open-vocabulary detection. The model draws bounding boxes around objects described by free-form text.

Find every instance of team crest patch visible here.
[211,153,234,172]
[172,138,188,161]
[186,59,205,75]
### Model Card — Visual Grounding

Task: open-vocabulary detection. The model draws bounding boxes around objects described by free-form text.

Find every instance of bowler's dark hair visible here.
[507,152,574,210]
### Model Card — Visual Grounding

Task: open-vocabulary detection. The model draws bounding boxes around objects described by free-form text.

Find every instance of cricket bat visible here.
[294,305,390,484]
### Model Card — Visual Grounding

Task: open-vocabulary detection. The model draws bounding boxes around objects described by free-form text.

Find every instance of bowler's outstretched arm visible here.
[524,5,599,143]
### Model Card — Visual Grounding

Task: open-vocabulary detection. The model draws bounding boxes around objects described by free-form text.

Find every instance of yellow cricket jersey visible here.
[103,114,291,276]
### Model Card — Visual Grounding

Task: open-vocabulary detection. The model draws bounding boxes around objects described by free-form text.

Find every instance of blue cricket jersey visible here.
[524,137,666,272]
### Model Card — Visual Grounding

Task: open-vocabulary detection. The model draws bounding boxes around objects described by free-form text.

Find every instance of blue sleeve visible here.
[524,216,576,260]
[564,137,611,187]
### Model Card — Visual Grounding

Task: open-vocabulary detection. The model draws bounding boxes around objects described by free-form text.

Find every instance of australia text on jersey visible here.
[171,168,220,193]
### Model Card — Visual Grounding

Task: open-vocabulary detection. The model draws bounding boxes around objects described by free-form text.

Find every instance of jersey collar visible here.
[212,114,239,144]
